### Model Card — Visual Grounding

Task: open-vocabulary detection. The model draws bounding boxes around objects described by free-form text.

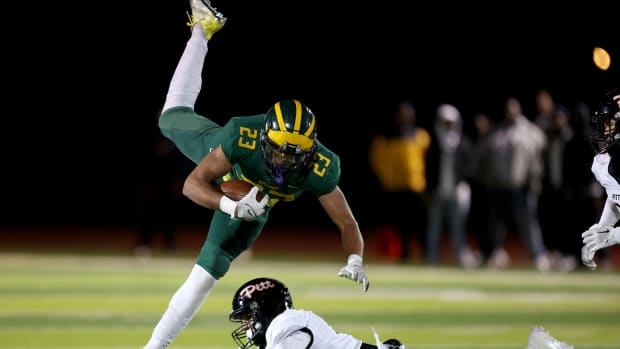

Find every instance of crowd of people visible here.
[368,90,614,272]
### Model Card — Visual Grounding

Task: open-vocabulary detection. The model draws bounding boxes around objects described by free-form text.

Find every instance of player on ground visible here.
[143,1,369,348]
[581,88,620,269]
[229,277,404,349]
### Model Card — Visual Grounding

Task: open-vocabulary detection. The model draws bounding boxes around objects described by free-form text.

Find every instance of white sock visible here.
[143,264,217,349]
[162,25,209,112]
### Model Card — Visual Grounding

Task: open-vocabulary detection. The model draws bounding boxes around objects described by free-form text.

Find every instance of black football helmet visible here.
[229,277,293,349]
[590,88,620,153]
[260,100,317,185]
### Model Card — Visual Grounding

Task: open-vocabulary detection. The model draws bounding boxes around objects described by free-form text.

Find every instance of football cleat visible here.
[186,0,227,41]
[526,326,573,349]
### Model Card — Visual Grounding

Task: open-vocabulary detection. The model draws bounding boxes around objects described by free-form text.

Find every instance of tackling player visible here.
[581,88,620,269]
[143,1,369,348]
[229,277,404,349]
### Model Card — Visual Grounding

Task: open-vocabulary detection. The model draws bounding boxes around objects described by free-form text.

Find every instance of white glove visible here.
[581,223,608,269]
[581,224,620,269]
[219,186,269,221]
[581,245,597,270]
[337,254,369,292]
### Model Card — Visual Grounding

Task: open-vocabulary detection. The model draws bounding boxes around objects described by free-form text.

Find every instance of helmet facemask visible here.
[229,278,293,349]
[260,135,315,185]
[229,301,266,349]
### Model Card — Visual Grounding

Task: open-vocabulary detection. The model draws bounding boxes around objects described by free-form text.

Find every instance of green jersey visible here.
[160,107,341,205]
[159,106,343,278]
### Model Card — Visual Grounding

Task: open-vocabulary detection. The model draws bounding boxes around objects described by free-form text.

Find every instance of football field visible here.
[1,252,619,349]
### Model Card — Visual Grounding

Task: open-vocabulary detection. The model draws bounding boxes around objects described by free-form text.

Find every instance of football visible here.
[218,179,264,201]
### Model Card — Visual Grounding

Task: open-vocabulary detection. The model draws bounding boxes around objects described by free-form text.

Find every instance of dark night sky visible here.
[3,2,617,226]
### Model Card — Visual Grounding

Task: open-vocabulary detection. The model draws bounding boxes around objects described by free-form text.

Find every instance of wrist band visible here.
[219,196,237,218]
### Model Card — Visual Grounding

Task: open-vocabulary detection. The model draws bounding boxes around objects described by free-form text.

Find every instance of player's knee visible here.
[197,245,233,279]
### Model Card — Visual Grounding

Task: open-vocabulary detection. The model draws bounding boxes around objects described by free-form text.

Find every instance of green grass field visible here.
[1,252,619,349]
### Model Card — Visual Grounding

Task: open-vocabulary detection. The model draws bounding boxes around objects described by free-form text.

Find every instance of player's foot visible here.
[186,0,226,40]
[526,326,573,349]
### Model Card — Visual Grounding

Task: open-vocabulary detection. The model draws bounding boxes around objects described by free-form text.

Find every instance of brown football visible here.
[218,179,264,201]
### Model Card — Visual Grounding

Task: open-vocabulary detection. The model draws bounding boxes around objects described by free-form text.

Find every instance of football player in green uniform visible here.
[143,1,369,348]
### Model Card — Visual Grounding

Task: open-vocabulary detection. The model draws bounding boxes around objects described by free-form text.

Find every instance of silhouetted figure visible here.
[134,128,191,255]
[425,104,479,268]
[485,96,551,271]
[369,101,430,262]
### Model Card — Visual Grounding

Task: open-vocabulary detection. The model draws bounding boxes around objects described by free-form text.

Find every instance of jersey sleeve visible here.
[218,115,264,163]
[266,310,311,349]
[307,142,341,197]
[266,309,362,349]
[269,331,313,349]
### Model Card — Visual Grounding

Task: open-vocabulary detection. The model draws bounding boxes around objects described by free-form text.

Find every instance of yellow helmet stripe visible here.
[271,100,315,149]
[293,100,302,133]
[267,130,314,150]
[274,102,286,132]
[305,113,316,137]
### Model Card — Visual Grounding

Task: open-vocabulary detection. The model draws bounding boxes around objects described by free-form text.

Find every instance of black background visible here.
[3,2,617,227]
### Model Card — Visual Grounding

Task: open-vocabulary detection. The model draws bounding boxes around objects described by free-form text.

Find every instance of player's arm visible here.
[182,145,232,210]
[318,186,364,258]
[596,197,620,227]
[581,197,620,268]
[183,145,268,220]
[318,186,369,291]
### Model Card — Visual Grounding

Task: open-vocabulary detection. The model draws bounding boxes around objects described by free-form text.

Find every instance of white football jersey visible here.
[592,152,620,205]
[265,308,363,349]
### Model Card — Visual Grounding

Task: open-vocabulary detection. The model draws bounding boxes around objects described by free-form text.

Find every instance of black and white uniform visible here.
[265,308,363,349]
[592,152,620,207]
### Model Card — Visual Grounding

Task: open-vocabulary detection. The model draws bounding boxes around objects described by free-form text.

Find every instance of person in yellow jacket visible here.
[369,101,431,262]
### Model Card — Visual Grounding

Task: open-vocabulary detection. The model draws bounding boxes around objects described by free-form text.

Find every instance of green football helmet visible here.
[260,99,317,184]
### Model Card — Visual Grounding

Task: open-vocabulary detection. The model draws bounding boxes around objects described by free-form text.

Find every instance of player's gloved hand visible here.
[581,223,608,269]
[581,245,597,270]
[235,187,269,221]
[581,225,620,269]
[337,254,369,292]
[219,186,269,221]
[381,339,405,349]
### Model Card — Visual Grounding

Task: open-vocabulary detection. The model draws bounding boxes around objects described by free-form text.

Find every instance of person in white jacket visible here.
[581,88,620,269]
